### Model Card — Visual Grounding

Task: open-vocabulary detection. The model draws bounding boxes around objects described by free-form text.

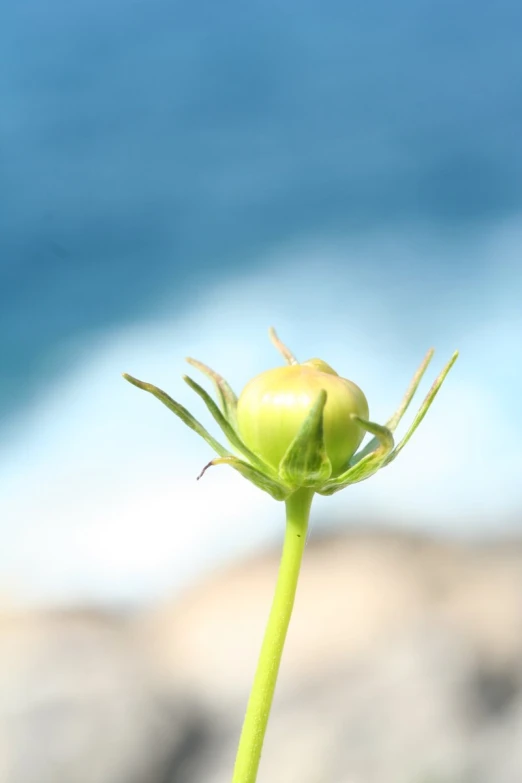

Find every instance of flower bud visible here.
[236,360,369,477]
[124,327,457,500]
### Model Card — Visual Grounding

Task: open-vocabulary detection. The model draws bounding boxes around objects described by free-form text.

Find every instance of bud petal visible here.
[237,365,369,481]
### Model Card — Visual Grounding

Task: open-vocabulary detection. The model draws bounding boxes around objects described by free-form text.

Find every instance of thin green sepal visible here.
[384,350,459,466]
[183,375,274,475]
[318,416,393,495]
[122,373,231,458]
[185,357,239,430]
[198,456,291,501]
[278,390,332,488]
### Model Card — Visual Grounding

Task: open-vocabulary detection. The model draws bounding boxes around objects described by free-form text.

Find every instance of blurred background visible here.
[2,0,522,781]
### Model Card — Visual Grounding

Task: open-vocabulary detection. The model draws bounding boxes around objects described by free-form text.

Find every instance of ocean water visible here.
[1,0,522,603]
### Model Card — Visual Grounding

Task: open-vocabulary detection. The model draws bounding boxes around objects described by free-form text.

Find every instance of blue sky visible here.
[1,0,522,604]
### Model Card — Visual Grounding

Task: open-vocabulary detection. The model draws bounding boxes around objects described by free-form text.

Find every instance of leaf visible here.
[183,374,273,474]
[278,390,332,488]
[185,357,239,430]
[198,456,291,501]
[318,415,393,495]
[386,349,435,432]
[350,349,434,463]
[123,373,230,458]
[350,415,394,461]
[384,350,459,466]
[268,326,299,365]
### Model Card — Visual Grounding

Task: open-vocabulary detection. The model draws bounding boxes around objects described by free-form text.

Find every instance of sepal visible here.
[278,390,333,488]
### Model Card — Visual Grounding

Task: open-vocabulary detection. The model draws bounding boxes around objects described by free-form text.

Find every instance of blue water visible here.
[2,0,522,424]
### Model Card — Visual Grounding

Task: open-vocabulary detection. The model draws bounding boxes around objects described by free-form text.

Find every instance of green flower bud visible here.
[123,327,458,501]
[236,362,369,477]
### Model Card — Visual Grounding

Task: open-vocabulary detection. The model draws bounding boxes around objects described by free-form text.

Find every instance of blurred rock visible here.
[0,607,207,783]
[4,528,522,782]
[140,528,522,783]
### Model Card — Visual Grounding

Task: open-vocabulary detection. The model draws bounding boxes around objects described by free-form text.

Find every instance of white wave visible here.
[1,220,521,605]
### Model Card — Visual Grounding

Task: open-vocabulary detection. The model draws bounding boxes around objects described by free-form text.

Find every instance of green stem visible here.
[231,487,314,783]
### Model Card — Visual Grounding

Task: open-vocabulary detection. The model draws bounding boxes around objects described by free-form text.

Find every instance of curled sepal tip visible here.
[318,416,394,495]
[198,456,291,501]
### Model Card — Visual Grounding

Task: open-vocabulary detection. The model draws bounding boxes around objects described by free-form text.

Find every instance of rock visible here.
[4,528,522,783]
[140,528,522,783]
[0,607,205,783]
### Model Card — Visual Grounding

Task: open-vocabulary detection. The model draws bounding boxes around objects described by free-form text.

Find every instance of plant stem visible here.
[231,487,314,783]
